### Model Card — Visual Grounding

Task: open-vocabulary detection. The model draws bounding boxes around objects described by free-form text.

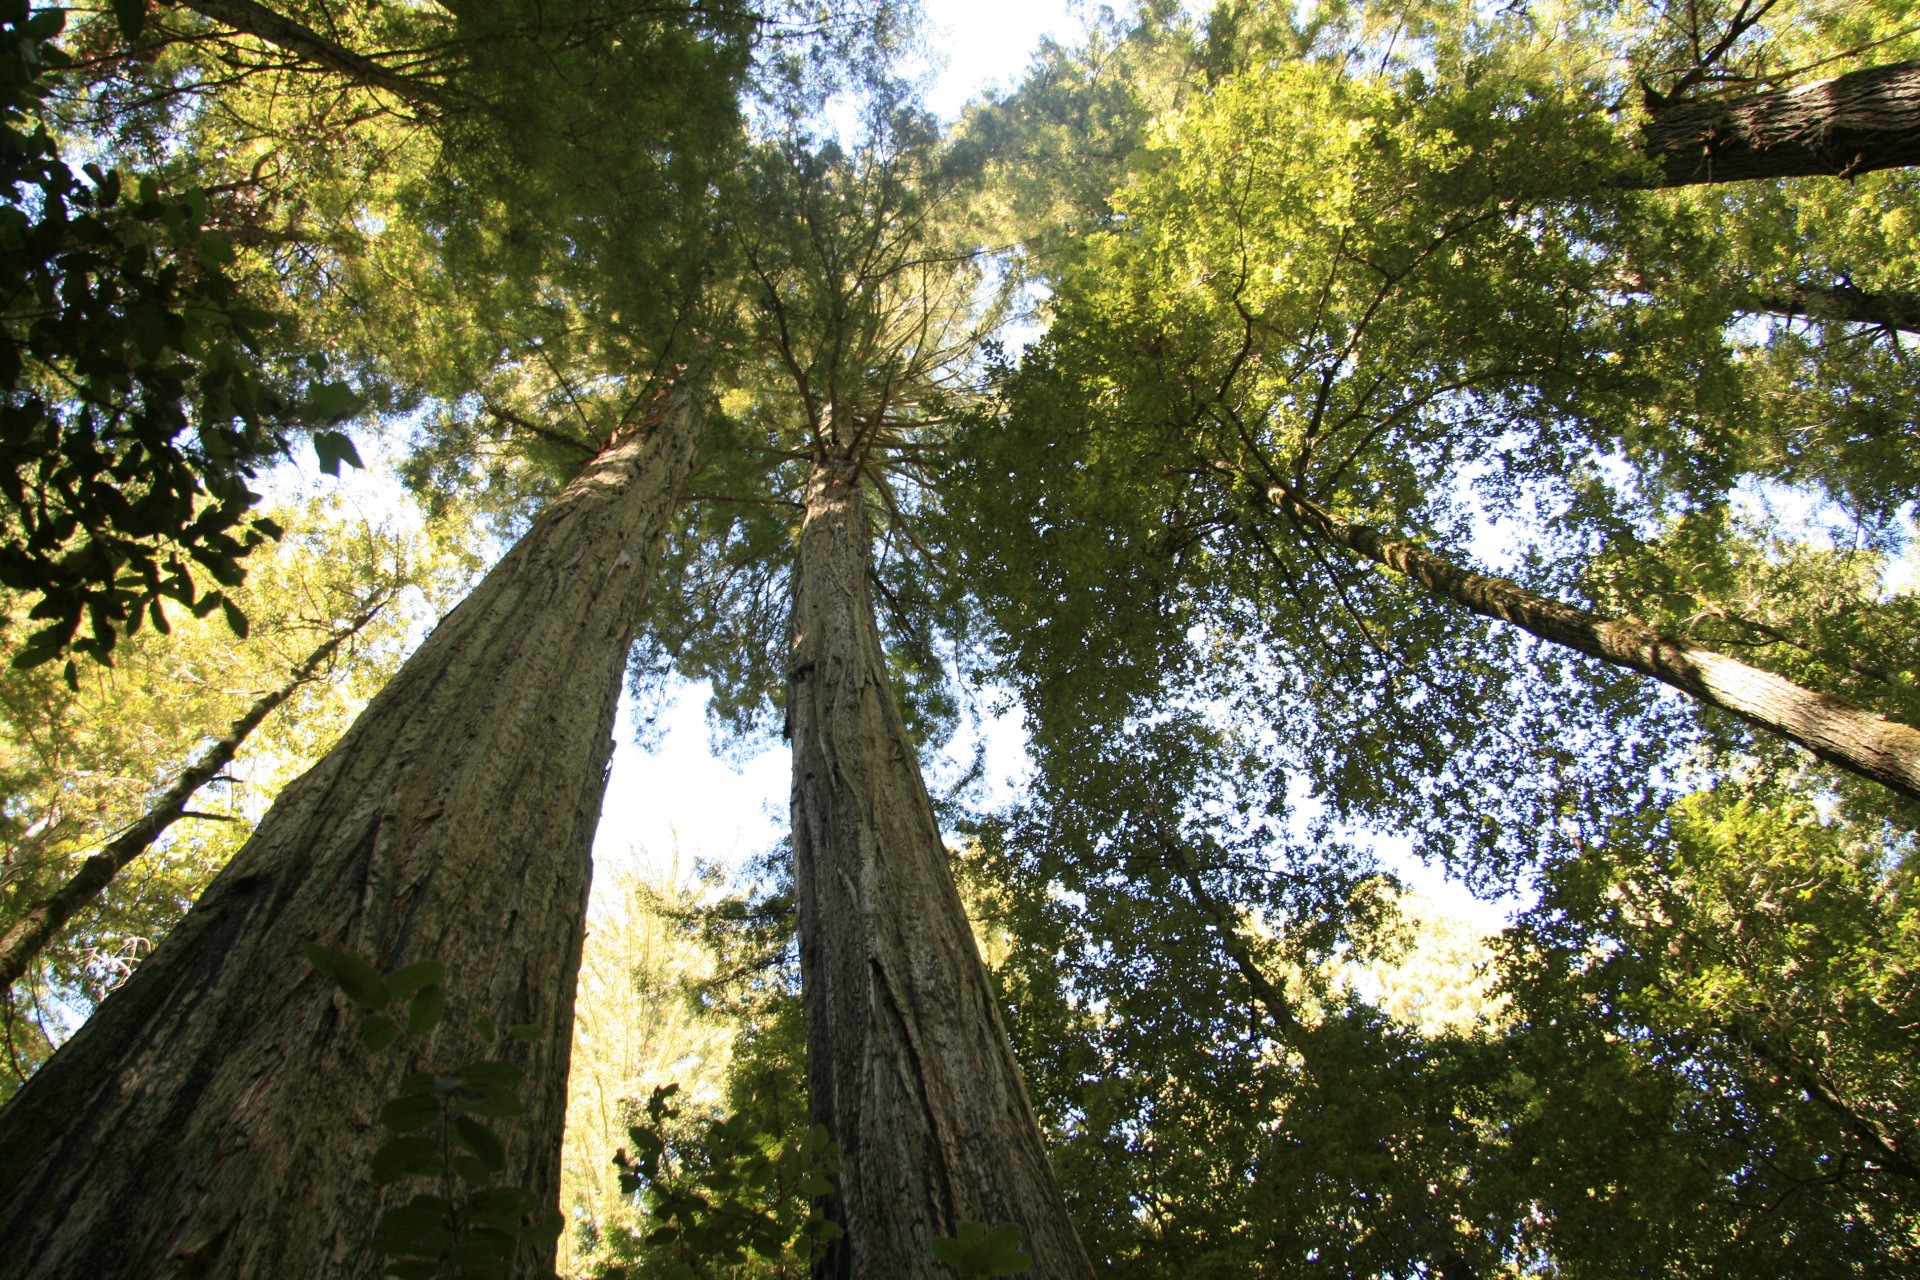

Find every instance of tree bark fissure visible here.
[1638,60,1920,187]
[0,597,387,991]
[173,0,451,106]
[787,455,1094,1279]
[0,390,702,1280]
[1267,486,1920,807]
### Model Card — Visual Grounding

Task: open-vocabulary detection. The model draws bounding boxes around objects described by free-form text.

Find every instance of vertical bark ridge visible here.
[0,389,703,1280]
[788,457,1095,1280]
[1268,485,1920,807]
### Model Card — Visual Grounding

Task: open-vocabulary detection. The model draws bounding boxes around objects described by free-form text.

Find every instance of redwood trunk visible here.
[0,391,701,1279]
[0,595,385,990]
[1268,486,1920,807]
[787,454,1094,1279]
[1637,61,1920,187]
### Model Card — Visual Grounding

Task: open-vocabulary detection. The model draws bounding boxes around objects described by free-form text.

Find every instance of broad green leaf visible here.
[370,1135,442,1186]
[362,1012,400,1053]
[379,1094,439,1134]
[406,984,446,1036]
[451,1114,506,1172]
[313,429,363,477]
[110,0,145,43]
[384,961,446,1002]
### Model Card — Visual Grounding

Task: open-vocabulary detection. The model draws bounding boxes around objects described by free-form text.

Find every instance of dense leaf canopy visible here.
[3,0,1918,1275]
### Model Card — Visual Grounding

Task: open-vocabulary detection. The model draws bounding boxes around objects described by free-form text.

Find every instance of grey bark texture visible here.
[1267,486,1920,808]
[787,453,1095,1280]
[1638,60,1920,187]
[0,390,701,1280]
[1740,282,1920,332]
[0,594,387,991]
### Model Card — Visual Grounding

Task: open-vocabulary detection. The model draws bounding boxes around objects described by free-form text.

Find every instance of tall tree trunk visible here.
[1636,60,1920,187]
[0,594,388,990]
[787,452,1095,1280]
[0,390,701,1280]
[1739,282,1920,332]
[1266,485,1920,807]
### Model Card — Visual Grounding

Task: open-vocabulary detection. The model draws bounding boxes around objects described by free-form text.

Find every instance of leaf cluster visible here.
[0,5,368,676]
[305,944,564,1280]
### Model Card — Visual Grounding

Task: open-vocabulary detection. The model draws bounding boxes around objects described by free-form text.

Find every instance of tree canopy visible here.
[2,0,1918,1275]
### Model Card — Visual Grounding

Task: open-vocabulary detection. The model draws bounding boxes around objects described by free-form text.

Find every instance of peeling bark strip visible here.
[0,391,702,1280]
[1639,60,1920,187]
[1741,282,1920,333]
[1267,486,1920,807]
[175,0,449,106]
[788,458,1094,1280]
[0,597,386,991]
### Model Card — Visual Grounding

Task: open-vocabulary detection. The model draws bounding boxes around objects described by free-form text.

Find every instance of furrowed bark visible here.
[0,597,385,991]
[174,0,450,106]
[1739,282,1920,332]
[1637,61,1920,187]
[788,452,1094,1280]
[0,389,701,1280]
[1267,486,1920,807]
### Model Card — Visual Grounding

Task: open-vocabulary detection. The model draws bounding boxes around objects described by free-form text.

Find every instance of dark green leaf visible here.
[362,1012,400,1053]
[306,946,388,1008]
[407,984,446,1036]
[370,1135,442,1186]
[379,1093,439,1134]
[385,961,447,1002]
[313,429,363,477]
[451,1114,506,1172]
[110,0,145,42]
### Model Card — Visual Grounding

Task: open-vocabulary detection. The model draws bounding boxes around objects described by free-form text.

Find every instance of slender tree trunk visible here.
[173,0,450,106]
[1636,60,1920,187]
[1266,485,1920,807]
[1739,282,1920,332]
[0,596,387,990]
[787,451,1094,1280]
[0,390,701,1280]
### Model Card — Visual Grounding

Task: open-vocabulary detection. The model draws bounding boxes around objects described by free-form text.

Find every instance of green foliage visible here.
[1,498,455,1095]
[1488,784,1920,1274]
[305,944,564,1280]
[0,4,373,674]
[932,1222,1032,1277]
[599,1083,842,1280]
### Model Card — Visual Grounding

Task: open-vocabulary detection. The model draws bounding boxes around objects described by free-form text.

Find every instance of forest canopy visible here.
[1,0,1917,1277]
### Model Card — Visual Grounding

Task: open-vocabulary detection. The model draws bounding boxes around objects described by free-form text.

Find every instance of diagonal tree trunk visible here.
[1636,60,1920,187]
[0,594,389,990]
[1739,282,1920,332]
[1266,484,1920,807]
[787,447,1095,1280]
[0,389,702,1280]
[172,0,452,106]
